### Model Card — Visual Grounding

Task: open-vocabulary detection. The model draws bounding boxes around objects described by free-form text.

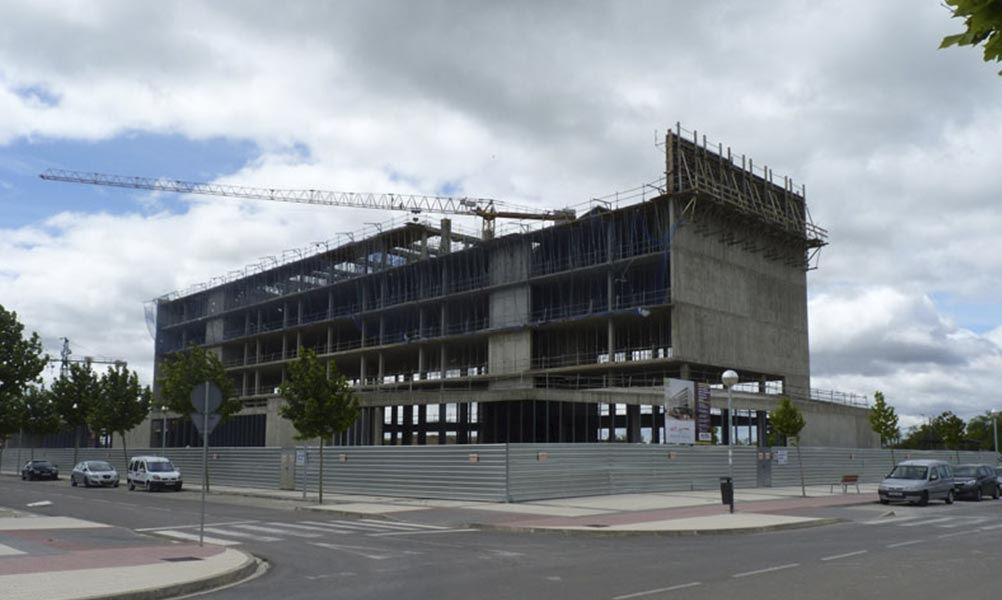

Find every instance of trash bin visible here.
[719,476,734,506]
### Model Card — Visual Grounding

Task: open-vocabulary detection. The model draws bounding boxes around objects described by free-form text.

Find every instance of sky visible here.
[2,1,1000,431]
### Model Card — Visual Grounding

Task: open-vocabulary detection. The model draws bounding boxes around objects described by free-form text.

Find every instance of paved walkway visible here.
[0,511,258,600]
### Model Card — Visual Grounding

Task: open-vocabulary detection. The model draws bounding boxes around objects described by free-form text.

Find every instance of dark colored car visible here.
[21,459,59,481]
[952,463,999,501]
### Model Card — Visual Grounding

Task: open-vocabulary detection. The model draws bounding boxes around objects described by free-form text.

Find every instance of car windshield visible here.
[32,460,53,467]
[954,466,977,477]
[888,465,928,480]
[147,462,175,472]
[87,461,113,471]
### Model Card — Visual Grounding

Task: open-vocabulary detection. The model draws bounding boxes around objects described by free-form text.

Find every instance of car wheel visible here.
[21,473,26,480]
[127,480,135,491]
[83,478,90,488]
[70,477,77,487]
[113,482,119,488]
[945,489,954,505]
[175,483,182,492]
[975,487,983,502]
[993,485,1000,500]
[918,491,929,506]
[879,498,890,505]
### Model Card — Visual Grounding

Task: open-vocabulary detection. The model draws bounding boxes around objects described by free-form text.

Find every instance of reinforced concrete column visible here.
[417,405,427,444]
[241,372,248,397]
[607,319,615,362]
[372,407,384,445]
[417,346,426,380]
[359,356,367,385]
[297,299,302,325]
[458,402,469,444]
[626,404,641,443]
[281,334,287,360]
[379,315,385,345]
[360,321,367,348]
[326,326,333,353]
[607,403,616,441]
[440,345,447,380]
[254,369,260,396]
[402,405,414,445]
[295,331,301,356]
[378,352,385,384]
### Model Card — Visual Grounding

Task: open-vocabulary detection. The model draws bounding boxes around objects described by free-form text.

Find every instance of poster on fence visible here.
[664,378,695,444]
[695,382,712,442]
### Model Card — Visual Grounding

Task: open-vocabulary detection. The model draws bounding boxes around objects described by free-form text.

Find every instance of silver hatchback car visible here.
[878,459,955,506]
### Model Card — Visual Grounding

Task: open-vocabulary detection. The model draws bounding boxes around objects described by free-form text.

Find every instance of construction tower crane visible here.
[40,169,576,240]
[54,338,126,378]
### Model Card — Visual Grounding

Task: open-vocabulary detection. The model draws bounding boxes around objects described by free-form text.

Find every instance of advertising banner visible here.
[664,378,695,445]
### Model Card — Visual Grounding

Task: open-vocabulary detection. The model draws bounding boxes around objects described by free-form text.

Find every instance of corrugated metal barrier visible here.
[2,444,998,502]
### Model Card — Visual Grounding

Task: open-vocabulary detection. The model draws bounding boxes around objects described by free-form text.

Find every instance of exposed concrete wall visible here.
[488,240,531,387]
[265,396,298,448]
[671,201,810,391]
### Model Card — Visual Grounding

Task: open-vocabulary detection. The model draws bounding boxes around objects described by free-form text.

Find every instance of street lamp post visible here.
[721,370,739,514]
[993,411,999,462]
[161,406,168,453]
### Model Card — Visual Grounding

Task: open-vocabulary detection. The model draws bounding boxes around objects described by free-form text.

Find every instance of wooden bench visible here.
[830,474,860,494]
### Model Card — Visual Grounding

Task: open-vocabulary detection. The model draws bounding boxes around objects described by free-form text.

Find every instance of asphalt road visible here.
[3,476,1001,599]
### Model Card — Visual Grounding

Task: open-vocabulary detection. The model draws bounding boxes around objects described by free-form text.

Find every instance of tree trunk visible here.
[73,426,80,467]
[318,437,325,505]
[121,431,128,472]
[796,443,806,498]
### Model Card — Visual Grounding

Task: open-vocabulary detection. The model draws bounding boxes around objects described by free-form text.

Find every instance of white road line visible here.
[887,539,924,548]
[733,563,799,578]
[153,530,242,546]
[980,523,1002,531]
[136,520,257,532]
[327,520,419,531]
[821,550,868,561]
[937,529,982,539]
[936,517,987,528]
[862,516,919,525]
[368,528,478,537]
[0,544,26,556]
[267,522,352,533]
[900,517,954,527]
[230,524,322,538]
[359,518,448,530]
[311,542,392,560]
[298,520,374,533]
[203,527,281,542]
[612,581,701,599]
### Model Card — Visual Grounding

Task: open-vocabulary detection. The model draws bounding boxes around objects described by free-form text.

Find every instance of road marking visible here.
[936,517,987,528]
[153,530,241,546]
[612,581,701,599]
[821,550,868,561]
[136,520,257,532]
[297,521,369,533]
[230,524,322,538]
[732,564,799,578]
[862,515,919,525]
[937,529,982,539]
[359,518,449,530]
[266,522,350,533]
[887,539,923,548]
[368,528,478,537]
[303,520,373,531]
[980,523,1002,531]
[311,542,393,560]
[0,544,26,556]
[900,517,954,527]
[203,527,280,542]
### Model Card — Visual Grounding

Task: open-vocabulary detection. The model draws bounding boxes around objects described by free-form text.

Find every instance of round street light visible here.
[721,370,739,513]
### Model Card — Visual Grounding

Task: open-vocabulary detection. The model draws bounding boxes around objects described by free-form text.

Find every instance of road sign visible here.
[190,412,222,438]
[190,382,223,415]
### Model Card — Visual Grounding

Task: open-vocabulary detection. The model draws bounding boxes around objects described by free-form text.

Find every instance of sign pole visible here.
[200,381,208,547]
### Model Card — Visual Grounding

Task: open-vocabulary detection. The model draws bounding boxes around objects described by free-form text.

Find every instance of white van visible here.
[127,456,183,492]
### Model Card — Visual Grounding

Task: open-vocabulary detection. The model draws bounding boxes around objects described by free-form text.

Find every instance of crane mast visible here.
[40,169,575,239]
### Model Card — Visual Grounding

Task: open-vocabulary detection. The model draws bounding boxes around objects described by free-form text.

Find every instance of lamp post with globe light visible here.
[721,370,739,513]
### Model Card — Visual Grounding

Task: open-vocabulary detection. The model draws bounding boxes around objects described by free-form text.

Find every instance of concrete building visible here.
[148,126,877,449]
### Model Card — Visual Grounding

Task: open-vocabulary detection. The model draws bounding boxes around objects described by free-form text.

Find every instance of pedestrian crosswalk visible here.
[146,518,473,546]
[861,515,998,529]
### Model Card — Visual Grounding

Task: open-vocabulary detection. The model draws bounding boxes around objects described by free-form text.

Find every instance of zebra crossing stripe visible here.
[862,516,919,526]
[0,544,25,556]
[359,518,449,530]
[298,520,375,533]
[154,530,242,546]
[899,517,955,527]
[328,519,428,531]
[367,528,478,537]
[203,527,280,542]
[230,524,322,538]
[267,522,354,534]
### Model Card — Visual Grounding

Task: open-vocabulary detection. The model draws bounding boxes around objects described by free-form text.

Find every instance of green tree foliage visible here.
[21,384,62,448]
[156,345,239,419]
[0,305,48,445]
[965,411,1001,453]
[869,391,901,464]
[770,397,807,497]
[900,421,943,450]
[940,0,1002,74]
[50,363,100,466]
[279,348,360,504]
[933,411,967,460]
[90,364,151,467]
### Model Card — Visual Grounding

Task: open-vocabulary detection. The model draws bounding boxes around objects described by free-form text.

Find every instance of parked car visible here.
[127,456,182,492]
[70,460,120,488]
[878,459,954,505]
[952,463,999,501]
[21,459,59,481]
[995,465,1002,490]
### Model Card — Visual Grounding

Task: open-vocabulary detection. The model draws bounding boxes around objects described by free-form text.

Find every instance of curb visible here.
[473,517,846,537]
[79,549,263,600]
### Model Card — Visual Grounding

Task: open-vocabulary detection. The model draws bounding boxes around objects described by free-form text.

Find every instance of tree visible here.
[933,411,967,461]
[940,0,1002,75]
[900,421,943,450]
[156,345,238,418]
[0,305,48,455]
[279,348,360,504]
[965,411,1001,454]
[869,391,901,465]
[90,364,151,467]
[50,362,100,466]
[21,384,62,457]
[770,397,807,497]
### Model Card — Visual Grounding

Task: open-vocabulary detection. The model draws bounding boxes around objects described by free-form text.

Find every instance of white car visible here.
[127,456,183,492]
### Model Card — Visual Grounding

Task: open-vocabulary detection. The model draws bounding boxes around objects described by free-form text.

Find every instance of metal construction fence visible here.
[2,444,997,502]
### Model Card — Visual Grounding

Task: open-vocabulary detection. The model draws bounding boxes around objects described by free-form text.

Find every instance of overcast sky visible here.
[2,1,999,430]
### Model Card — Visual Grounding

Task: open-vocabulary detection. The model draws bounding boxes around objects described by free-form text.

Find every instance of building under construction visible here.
[144,126,874,449]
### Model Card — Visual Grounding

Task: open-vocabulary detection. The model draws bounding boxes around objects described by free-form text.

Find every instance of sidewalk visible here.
[0,509,259,600]
[206,482,880,535]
